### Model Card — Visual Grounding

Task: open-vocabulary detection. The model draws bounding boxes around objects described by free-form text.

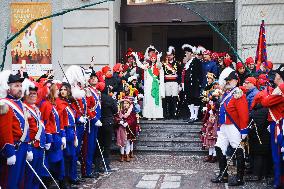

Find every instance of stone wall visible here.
[236,0,284,66]
[0,0,120,79]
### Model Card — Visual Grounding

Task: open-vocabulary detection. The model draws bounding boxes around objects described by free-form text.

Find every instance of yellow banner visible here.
[10,2,52,76]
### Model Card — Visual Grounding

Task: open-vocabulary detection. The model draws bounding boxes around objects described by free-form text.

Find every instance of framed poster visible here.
[10,2,52,77]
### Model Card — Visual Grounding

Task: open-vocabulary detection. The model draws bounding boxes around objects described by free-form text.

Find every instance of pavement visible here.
[77,154,271,189]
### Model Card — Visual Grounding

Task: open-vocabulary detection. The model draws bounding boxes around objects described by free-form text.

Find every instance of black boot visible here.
[40,177,53,189]
[171,96,178,119]
[59,178,69,189]
[228,148,245,186]
[164,97,170,119]
[211,147,228,183]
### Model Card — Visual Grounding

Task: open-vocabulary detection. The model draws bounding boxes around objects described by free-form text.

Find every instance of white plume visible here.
[166,46,175,55]
[71,85,86,99]
[144,45,158,61]
[63,65,87,87]
[196,46,206,54]
[128,75,138,83]
[0,70,11,98]
[182,44,193,50]
[22,78,35,96]
[219,67,234,88]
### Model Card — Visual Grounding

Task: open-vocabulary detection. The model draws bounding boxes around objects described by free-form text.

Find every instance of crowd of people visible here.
[0,43,283,189]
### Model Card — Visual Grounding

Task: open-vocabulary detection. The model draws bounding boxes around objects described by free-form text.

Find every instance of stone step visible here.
[137,137,201,142]
[140,120,202,125]
[136,140,202,148]
[140,128,201,133]
[140,124,201,129]
[138,132,199,138]
[135,146,206,154]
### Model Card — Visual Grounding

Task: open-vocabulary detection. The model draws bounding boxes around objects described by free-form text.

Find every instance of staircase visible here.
[134,119,206,155]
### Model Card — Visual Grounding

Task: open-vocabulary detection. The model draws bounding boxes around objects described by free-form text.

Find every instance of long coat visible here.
[183,58,202,98]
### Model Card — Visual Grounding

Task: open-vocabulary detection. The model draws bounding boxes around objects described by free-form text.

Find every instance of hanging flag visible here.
[255,20,268,71]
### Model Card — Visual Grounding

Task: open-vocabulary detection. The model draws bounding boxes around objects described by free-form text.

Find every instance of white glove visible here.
[119,120,124,125]
[79,116,87,124]
[202,107,207,112]
[181,83,184,91]
[74,136,78,147]
[61,137,66,149]
[281,147,284,153]
[122,122,128,128]
[132,52,139,60]
[45,143,51,150]
[241,134,247,140]
[111,94,116,100]
[26,151,33,162]
[272,87,283,95]
[7,155,16,165]
[95,120,102,127]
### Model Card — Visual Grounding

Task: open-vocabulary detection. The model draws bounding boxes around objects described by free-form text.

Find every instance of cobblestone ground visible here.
[77,154,270,189]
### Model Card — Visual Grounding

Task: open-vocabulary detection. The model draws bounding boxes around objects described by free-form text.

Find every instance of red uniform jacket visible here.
[261,94,284,122]
[56,98,69,128]
[220,88,249,134]
[38,99,61,143]
[0,97,28,158]
[86,95,96,119]
[24,103,45,148]
[72,97,94,122]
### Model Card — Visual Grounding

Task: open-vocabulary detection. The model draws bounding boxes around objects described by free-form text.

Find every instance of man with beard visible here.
[181,44,202,123]
[0,72,33,188]
[163,46,181,119]
[211,71,249,186]
[261,65,284,189]
[23,79,47,189]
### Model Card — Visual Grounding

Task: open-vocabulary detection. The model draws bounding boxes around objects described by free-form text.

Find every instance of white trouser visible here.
[209,147,216,156]
[120,140,131,155]
[165,82,179,97]
[215,124,242,155]
[130,141,134,151]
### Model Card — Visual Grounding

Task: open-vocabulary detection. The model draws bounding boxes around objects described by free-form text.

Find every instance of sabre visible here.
[43,151,60,189]
[26,160,47,189]
[58,60,70,84]
[96,139,109,174]
[219,119,254,180]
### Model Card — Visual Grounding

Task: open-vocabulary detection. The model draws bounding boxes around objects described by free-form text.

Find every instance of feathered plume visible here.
[63,65,87,87]
[22,78,35,97]
[166,46,175,55]
[196,46,206,55]
[0,70,11,98]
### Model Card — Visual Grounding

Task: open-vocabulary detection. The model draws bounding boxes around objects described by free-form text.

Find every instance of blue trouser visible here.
[81,120,99,176]
[0,142,28,189]
[71,124,85,181]
[42,133,65,180]
[270,122,284,187]
[64,126,76,179]
[25,147,44,189]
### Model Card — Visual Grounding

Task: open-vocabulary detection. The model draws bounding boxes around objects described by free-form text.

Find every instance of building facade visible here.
[0,0,283,78]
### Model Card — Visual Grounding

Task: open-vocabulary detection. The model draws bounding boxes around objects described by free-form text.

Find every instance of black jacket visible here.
[249,103,271,155]
[184,58,202,98]
[101,93,118,125]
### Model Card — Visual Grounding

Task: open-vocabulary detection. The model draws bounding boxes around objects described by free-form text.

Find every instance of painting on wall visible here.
[10,2,52,77]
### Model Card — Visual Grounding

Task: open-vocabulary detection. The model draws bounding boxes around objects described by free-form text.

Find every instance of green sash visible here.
[148,68,159,106]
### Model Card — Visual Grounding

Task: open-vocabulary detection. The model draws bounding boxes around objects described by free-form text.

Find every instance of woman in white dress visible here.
[133,47,165,120]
